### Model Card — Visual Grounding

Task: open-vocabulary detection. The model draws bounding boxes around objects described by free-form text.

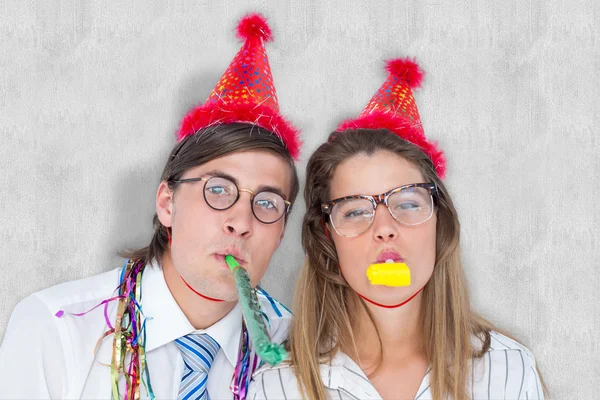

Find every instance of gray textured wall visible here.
[1,1,598,398]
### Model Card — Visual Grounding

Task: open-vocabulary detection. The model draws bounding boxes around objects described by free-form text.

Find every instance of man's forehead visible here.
[182,151,291,193]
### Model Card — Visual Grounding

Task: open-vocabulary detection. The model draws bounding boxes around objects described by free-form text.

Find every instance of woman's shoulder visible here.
[485,331,537,362]
[470,331,544,399]
[471,330,539,372]
[248,361,303,399]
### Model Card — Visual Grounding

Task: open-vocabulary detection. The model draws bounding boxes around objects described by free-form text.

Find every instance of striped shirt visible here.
[248,331,544,400]
[0,261,291,399]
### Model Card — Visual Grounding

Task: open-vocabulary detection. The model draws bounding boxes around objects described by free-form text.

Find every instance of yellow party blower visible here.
[367,262,411,287]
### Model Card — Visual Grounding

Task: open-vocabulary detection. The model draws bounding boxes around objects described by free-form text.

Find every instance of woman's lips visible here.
[375,251,404,263]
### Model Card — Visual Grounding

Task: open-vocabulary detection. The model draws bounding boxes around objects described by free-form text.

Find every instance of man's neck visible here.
[161,250,237,330]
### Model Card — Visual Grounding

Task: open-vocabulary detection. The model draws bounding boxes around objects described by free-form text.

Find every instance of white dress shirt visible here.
[248,331,544,400]
[0,261,291,399]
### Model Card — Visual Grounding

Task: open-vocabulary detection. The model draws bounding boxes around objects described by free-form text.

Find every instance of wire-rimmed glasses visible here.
[170,175,291,224]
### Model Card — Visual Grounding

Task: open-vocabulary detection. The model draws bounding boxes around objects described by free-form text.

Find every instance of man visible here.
[0,13,301,399]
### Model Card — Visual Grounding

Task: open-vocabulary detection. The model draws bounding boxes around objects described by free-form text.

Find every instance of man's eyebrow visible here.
[203,170,288,200]
[202,170,239,185]
[255,185,288,200]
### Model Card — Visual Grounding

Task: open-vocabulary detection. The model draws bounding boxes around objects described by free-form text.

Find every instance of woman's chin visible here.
[360,284,418,304]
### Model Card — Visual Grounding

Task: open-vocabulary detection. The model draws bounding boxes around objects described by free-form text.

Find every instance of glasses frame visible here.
[321,182,438,237]
[170,176,292,224]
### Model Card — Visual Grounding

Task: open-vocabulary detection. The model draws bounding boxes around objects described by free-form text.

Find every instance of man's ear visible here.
[156,181,174,227]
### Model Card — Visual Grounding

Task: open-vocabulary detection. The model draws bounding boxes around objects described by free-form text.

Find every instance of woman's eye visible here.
[344,208,371,218]
[397,202,421,211]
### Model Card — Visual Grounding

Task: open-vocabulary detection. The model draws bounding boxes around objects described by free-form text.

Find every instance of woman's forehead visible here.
[329,151,425,198]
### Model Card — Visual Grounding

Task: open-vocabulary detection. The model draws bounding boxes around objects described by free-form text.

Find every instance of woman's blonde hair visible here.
[289,128,546,400]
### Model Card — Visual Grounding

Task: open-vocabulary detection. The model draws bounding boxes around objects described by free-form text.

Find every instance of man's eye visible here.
[256,199,277,211]
[207,186,229,196]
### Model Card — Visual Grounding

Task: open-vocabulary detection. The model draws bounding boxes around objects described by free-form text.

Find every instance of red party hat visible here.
[337,58,446,178]
[177,13,301,160]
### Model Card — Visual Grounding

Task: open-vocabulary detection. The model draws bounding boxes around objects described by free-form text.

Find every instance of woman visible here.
[248,58,546,400]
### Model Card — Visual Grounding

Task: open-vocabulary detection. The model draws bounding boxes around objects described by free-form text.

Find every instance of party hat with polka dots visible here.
[337,58,446,178]
[177,13,301,160]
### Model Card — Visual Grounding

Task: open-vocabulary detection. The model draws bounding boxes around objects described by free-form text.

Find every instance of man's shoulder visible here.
[22,266,123,316]
[4,266,124,350]
[255,287,292,343]
[255,286,292,321]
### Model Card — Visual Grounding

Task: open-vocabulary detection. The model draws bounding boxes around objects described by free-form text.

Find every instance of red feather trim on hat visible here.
[385,58,424,89]
[178,102,301,160]
[338,111,446,178]
[236,13,273,42]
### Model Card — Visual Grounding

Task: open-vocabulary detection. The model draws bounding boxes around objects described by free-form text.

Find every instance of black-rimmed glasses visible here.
[170,176,292,224]
[321,183,437,237]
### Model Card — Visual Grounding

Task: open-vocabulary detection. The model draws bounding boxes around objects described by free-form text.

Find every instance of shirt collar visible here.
[192,301,242,366]
[141,261,242,366]
[318,351,382,398]
[323,351,431,399]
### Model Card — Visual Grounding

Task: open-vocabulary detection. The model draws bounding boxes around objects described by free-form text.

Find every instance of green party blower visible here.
[225,255,287,365]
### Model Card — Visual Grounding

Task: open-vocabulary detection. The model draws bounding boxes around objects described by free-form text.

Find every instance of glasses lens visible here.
[253,191,287,223]
[204,177,238,210]
[330,198,374,237]
[388,186,433,225]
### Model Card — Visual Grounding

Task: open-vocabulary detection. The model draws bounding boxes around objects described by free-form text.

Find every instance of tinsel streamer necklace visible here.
[55,259,154,400]
[230,320,253,400]
[110,259,154,399]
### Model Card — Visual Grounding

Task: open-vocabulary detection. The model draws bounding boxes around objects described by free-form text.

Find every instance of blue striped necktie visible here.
[174,333,221,400]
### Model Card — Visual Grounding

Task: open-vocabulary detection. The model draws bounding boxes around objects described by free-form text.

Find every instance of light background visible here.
[1,1,598,398]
